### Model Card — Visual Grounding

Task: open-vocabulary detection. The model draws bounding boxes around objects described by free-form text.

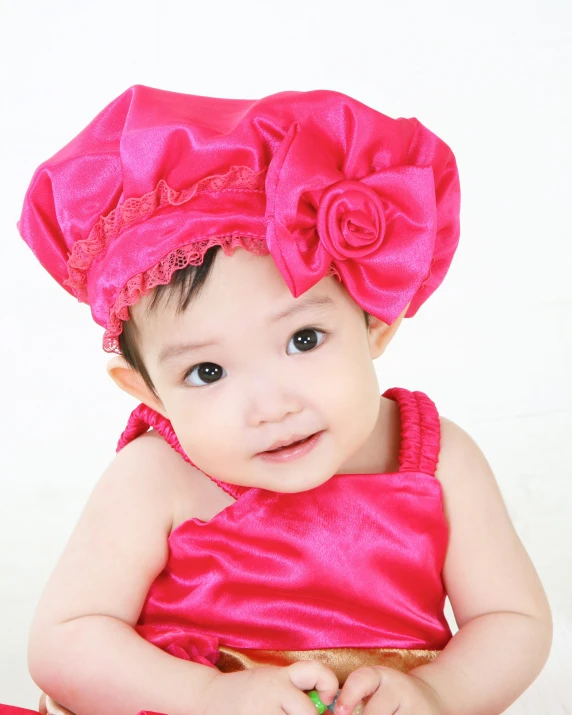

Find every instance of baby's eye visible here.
[184,362,226,388]
[286,327,327,355]
[183,328,327,388]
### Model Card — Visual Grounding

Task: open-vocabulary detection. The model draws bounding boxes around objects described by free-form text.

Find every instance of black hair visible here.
[118,244,371,401]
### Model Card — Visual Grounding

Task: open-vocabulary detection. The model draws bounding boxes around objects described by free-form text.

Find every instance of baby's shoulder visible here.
[97,429,183,534]
[434,415,500,515]
[114,429,235,532]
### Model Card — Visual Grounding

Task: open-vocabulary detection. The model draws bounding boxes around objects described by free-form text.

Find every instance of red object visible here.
[0,387,449,710]
[117,386,452,664]
[0,705,168,715]
[17,85,460,354]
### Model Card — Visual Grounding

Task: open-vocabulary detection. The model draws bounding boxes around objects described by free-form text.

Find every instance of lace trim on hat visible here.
[104,234,266,352]
[103,239,342,353]
[63,165,267,303]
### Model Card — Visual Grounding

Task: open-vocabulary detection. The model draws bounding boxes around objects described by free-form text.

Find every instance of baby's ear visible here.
[367,303,409,359]
[106,355,166,416]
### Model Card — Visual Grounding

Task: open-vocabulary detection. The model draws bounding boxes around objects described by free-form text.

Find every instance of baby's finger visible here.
[335,667,395,715]
[286,660,339,705]
[281,686,335,715]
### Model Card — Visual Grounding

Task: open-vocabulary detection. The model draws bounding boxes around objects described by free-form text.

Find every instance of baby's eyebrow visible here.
[270,294,336,323]
[157,295,336,366]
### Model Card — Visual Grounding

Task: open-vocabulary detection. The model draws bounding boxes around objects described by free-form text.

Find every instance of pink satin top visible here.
[116,386,452,668]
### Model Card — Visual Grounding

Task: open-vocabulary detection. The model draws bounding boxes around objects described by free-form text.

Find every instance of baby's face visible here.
[130,248,387,493]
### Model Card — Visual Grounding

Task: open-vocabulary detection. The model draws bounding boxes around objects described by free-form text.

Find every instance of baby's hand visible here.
[200,660,339,715]
[334,666,442,715]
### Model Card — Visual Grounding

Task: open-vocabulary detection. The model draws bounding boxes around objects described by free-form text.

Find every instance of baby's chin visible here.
[229,465,336,494]
[199,432,338,492]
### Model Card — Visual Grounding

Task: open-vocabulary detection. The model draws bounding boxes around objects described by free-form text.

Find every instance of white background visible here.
[1,0,570,712]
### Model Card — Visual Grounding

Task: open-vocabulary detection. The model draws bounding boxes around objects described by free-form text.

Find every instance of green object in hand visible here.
[307,690,328,713]
[308,689,365,715]
[307,689,341,713]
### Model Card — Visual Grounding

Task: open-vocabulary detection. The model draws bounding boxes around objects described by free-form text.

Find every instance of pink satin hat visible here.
[17,85,461,353]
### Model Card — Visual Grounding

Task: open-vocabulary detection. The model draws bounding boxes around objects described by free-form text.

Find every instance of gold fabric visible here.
[41,647,441,714]
[217,645,441,685]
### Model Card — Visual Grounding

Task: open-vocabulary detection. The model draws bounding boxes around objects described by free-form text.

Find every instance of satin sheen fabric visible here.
[17,86,460,353]
[125,387,452,666]
[0,386,451,714]
[0,706,161,715]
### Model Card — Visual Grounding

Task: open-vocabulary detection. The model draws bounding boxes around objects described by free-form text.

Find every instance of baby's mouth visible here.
[265,435,314,453]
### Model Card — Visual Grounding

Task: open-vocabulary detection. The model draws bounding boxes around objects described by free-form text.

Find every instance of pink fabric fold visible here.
[118,387,452,665]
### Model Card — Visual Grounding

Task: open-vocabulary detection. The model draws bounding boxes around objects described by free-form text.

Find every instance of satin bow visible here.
[265,122,438,325]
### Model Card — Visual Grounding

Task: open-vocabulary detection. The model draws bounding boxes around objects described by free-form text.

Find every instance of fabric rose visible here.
[265,121,443,325]
[317,180,387,261]
[17,85,460,349]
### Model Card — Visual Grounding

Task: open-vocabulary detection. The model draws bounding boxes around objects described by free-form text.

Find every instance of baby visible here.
[9,86,552,715]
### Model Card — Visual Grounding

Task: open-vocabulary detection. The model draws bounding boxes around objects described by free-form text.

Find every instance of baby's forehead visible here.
[130,267,355,341]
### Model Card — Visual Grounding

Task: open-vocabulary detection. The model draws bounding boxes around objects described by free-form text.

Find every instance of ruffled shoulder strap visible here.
[116,402,249,499]
[382,387,441,477]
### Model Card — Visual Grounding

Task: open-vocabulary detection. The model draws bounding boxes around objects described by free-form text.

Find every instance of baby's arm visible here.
[405,417,553,715]
[27,432,218,715]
